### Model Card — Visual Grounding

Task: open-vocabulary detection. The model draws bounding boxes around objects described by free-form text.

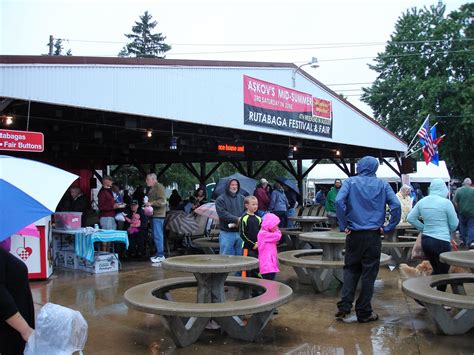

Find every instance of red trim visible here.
[28,226,46,279]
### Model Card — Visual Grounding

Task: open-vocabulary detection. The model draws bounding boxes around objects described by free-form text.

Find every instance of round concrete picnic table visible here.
[288,216,329,232]
[299,231,346,280]
[440,251,474,272]
[193,237,220,254]
[162,255,258,303]
[384,222,413,242]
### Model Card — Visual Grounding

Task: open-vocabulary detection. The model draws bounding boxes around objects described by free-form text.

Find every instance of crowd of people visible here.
[2,155,473,352]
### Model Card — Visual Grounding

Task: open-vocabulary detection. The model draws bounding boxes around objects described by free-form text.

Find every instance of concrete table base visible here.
[402,274,474,335]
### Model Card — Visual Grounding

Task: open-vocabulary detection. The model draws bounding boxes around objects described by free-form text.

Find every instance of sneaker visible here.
[205,320,221,330]
[357,312,379,323]
[335,310,350,320]
[469,243,474,250]
[150,256,166,263]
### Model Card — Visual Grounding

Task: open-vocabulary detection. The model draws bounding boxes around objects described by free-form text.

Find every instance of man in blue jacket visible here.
[335,156,401,323]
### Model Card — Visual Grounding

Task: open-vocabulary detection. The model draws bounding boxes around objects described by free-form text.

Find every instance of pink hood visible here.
[261,213,280,232]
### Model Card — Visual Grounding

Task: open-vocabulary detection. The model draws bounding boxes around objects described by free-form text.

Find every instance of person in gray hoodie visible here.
[215,178,245,256]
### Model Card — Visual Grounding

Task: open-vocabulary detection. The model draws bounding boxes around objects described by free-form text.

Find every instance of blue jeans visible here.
[287,207,296,228]
[459,216,474,246]
[152,218,165,257]
[219,231,243,256]
[421,235,451,291]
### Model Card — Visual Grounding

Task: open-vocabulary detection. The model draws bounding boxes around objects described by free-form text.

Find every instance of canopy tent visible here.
[307,161,450,185]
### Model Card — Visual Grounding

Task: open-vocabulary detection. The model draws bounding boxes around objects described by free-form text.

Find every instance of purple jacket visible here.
[257,213,281,274]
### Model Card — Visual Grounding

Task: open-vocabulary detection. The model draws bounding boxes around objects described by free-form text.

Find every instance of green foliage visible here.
[48,39,72,56]
[362,3,473,177]
[119,11,171,58]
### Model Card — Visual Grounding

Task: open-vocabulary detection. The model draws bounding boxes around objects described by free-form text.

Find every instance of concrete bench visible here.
[279,249,391,292]
[281,228,331,249]
[402,274,474,335]
[382,241,415,264]
[124,276,293,347]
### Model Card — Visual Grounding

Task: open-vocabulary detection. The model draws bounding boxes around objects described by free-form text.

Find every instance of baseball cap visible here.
[131,200,139,205]
[260,178,268,184]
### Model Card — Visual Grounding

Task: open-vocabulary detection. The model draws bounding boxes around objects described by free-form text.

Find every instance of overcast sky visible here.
[0,0,467,115]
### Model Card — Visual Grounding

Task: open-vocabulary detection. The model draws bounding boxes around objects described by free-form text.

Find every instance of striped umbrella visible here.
[165,211,199,235]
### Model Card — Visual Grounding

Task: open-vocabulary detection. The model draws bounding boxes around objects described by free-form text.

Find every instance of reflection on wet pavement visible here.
[29,261,474,354]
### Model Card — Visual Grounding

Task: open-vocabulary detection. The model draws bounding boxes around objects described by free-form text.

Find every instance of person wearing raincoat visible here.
[335,156,401,323]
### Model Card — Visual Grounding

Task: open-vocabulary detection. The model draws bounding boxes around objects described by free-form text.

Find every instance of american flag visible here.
[416,117,436,162]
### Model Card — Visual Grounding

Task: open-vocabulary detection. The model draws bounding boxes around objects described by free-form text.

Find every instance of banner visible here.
[243,75,333,138]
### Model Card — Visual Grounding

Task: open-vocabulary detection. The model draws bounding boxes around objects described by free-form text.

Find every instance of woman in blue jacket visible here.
[408,179,458,288]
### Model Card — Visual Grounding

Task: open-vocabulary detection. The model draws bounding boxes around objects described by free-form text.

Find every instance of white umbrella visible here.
[0,155,78,241]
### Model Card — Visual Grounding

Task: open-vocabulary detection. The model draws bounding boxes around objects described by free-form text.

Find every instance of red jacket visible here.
[98,188,115,217]
[254,186,270,211]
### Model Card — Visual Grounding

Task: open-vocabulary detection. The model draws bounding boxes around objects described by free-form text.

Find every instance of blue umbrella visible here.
[211,173,257,199]
[275,176,300,195]
[0,155,78,241]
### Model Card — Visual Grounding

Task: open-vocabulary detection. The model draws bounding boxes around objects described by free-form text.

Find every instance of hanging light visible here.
[4,115,13,125]
[146,129,153,138]
[288,146,294,159]
[336,149,341,156]
[170,136,178,150]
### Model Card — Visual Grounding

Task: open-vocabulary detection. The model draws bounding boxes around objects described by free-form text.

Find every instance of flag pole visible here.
[406,115,430,153]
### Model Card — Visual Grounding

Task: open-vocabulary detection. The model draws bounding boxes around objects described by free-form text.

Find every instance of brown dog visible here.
[399,260,468,278]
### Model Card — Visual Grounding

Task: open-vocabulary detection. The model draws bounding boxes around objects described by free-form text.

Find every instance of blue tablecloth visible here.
[74,230,129,262]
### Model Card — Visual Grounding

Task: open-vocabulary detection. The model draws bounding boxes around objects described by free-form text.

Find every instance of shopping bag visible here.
[411,233,426,260]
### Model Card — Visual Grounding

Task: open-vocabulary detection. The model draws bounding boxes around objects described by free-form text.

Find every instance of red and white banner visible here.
[243,75,333,137]
[0,129,44,152]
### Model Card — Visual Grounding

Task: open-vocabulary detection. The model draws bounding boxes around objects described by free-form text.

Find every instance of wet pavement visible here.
[30,260,474,354]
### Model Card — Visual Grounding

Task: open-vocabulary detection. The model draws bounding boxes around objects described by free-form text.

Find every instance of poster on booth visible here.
[243,75,333,138]
[9,235,41,274]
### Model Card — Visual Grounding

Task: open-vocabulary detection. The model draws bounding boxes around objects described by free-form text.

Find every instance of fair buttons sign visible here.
[0,129,44,152]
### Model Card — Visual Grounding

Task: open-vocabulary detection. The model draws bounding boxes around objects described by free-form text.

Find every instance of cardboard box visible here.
[80,252,119,274]
[64,251,80,269]
[54,212,82,230]
[52,234,75,253]
[54,250,66,267]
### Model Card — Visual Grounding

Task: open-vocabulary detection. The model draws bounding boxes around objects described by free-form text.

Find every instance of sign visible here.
[243,75,333,138]
[217,143,245,157]
[0,129,44,152]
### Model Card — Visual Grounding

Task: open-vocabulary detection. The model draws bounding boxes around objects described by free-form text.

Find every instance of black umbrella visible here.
[276,176,300,195]
[211,173,257,199]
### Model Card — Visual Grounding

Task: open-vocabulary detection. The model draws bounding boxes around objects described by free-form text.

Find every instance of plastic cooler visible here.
[54,212,82,229]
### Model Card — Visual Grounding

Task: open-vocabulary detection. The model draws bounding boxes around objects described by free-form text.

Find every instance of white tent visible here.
[307,161,450,185]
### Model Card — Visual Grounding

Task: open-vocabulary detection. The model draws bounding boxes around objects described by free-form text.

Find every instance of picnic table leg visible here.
[160,315,210,347]
[216,310,273,341]
[325,245,344,283]
[194,272,228,303]
[306,268,334,292]
[424,303,474,335]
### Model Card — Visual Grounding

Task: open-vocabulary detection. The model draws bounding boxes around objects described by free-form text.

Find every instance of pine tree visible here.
[119,11,171,58]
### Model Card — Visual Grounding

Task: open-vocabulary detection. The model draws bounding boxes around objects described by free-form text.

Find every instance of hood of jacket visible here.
[428,178,449,198]
[357,156,379,177]
[261,213,280,231]
[226,178,241,196]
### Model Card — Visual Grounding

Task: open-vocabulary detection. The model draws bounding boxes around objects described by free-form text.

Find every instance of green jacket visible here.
[325,187,339,213]
[147,182,167,218]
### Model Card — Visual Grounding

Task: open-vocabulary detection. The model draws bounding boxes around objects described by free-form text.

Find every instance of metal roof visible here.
[0,55,406,166]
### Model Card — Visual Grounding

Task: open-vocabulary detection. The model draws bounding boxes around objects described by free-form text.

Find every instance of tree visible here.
[361,3,473,177]
[45,39,72,56]
[119,11,171,58]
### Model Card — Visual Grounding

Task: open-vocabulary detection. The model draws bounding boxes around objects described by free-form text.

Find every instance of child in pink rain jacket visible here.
[257,213,282,280]
[125,213,141,234]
